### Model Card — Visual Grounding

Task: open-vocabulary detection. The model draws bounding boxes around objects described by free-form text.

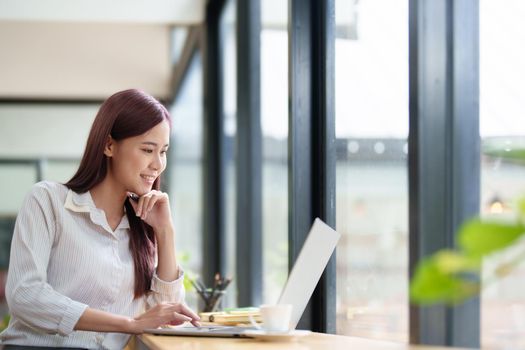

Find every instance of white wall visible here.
[0,0,204,25]
[0,104,99,158]
[0,22,172,100]
[0,104,99,213]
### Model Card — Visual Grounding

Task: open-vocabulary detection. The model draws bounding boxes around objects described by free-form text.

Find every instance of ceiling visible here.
[0,0,205,100]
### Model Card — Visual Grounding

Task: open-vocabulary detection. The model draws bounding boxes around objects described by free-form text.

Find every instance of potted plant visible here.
[411,146,525,305]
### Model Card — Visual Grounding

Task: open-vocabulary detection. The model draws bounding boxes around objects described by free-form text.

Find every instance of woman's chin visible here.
[135,185,153,195]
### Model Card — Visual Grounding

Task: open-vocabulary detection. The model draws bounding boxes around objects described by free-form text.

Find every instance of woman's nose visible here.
[150,154,163,170]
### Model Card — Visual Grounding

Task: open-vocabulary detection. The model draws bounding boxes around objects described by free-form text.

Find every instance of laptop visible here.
[144,217,340,338]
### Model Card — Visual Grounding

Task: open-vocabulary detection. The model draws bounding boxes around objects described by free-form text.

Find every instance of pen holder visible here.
[190,275,232,313]
[202,290,226,313]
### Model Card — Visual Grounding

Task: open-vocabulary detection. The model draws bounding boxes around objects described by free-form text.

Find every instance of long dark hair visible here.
[65,89,171,298]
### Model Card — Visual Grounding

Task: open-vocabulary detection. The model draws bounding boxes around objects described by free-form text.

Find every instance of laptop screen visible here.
[277,218,340,329]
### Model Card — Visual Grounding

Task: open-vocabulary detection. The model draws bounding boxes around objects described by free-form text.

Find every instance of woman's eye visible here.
[161,150,167,154]
[142,149,154,154]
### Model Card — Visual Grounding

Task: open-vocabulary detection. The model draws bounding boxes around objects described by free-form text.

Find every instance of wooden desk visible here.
[135,332,473,350]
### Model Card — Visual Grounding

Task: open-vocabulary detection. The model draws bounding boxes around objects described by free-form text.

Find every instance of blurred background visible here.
[0,0,525,347]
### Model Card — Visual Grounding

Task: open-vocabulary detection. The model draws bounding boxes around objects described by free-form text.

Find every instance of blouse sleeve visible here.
[5,184,88,336]
[146,268,186,308]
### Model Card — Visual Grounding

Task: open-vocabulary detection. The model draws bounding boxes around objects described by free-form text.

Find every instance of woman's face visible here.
[106,120,170,196]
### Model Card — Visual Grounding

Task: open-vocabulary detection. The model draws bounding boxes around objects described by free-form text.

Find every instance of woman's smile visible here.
[140,174,157,184]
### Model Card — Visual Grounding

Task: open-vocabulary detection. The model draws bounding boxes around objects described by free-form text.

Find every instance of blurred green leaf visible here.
[183,269,200,291]
[183,275,193,291]
[434,250,480,273]
[484,148,525,164]
[411,146,525,306]
[177,250,196,291]
[411,217,525,305]
[0,314,9,331]
[458,219,525,258]
[178,251,190,264]
[518,198,525,221]
[410,256,479,305]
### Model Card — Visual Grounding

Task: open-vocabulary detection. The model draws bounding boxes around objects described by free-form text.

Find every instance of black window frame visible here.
[198,0,480,344]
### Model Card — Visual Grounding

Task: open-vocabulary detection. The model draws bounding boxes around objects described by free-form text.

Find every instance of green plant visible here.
[177,251,196,292]
[410,147,525,305]
[410,217,525,304]
[0,314,9,331]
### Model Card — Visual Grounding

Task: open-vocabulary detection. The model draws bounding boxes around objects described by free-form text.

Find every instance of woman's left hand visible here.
[128,190,173,232]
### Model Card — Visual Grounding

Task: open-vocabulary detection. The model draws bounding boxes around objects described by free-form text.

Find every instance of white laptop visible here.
[144,218,340,338]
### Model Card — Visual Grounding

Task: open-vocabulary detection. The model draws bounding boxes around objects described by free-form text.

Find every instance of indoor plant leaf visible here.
[518,198,525,221]
[458,219,525,258]
[483,148,525,164]
[410,255,479,305]
[433,249,480,273]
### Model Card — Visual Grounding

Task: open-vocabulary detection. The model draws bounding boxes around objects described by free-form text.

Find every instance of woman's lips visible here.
[140,174,156,184]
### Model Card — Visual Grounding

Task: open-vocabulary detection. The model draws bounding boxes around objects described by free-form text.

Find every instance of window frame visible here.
[198,0,481,344]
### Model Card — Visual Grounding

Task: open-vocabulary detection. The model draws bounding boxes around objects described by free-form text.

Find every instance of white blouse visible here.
[0,181,185,349]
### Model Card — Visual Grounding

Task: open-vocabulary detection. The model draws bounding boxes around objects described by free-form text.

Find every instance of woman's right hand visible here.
[129,303,200,334]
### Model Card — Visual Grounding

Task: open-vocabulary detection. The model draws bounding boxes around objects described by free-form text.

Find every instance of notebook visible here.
[144,217,340,338]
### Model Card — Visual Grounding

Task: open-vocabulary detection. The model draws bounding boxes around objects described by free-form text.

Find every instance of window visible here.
[261,0,289,304]
[220,0,238,308]
[168,52,204,311]
[335,0,409,341]
[0,103,98,322]
[480,0,525,347]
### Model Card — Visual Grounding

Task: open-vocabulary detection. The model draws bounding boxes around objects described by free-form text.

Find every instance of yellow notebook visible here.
[199,309,261,325]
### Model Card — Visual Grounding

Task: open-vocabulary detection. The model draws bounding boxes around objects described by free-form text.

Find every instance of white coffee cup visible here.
[259,304,293,333]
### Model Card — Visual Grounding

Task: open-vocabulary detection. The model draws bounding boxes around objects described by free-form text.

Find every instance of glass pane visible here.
[168,52,204,311]
[0,164,37,214]
[170,27,189,66]
[335,0,409,342]
[261,0,288,304]
[43,160,80,183]
[480,1,525,347]
[0,104,98,159]
[221,0,238,308]
[0,164,36,319]
[0,103,96,323]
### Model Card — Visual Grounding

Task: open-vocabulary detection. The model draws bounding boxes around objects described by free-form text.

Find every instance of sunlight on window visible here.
[335,0,409,342]
[479,1,525,347]
[261,0,289,305]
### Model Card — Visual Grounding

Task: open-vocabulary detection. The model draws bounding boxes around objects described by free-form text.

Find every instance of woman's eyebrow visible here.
[141,141,169,147]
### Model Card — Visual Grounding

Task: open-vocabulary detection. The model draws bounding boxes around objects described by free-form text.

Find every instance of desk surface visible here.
[137,332,472,350]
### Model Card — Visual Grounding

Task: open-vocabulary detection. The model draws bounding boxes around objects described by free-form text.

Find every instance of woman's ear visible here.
[103,135,115,157]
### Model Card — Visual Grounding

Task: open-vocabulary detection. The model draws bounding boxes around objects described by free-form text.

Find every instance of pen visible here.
[190,279,208,301]
[210,273,219,297]
[221,277,232,291]
[196,278,207,292]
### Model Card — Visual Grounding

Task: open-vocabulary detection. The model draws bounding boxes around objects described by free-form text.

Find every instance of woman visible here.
[0,89,200,349]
